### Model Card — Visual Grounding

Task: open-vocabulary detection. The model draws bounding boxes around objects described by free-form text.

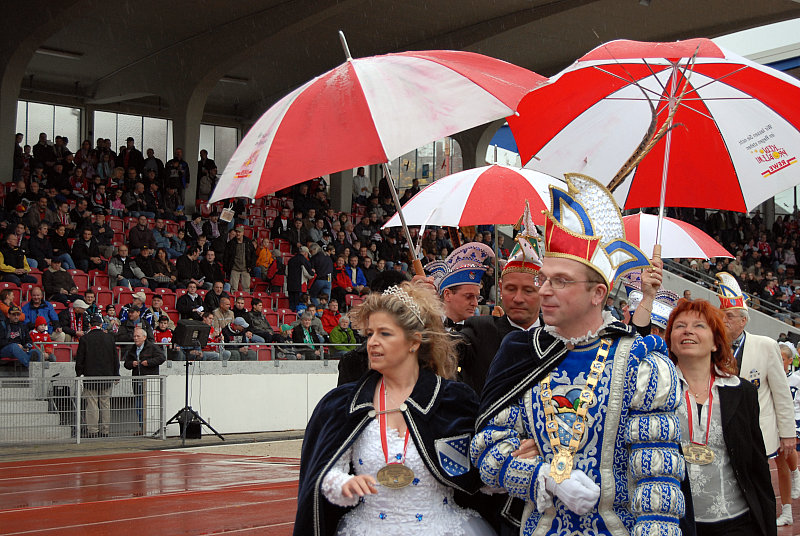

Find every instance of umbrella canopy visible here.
[623,213,733,260]
[382,165,564,228]
[509,38,800,213]
[210,50,546,203]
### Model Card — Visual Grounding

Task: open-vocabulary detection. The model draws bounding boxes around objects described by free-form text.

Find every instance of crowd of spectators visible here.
[650,207,800,324]
[7,131,800,366]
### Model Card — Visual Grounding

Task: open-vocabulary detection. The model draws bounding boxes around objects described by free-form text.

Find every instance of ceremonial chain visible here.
[539,338,612,484]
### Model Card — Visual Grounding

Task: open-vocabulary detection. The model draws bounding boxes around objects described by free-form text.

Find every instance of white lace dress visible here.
[322,419,496,536]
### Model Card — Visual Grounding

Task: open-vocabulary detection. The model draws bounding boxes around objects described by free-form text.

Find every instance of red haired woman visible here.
[665,299,776,536]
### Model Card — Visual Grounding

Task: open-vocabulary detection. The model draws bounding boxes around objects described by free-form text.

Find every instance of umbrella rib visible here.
[591,66,665,100]
[680,66,749,94]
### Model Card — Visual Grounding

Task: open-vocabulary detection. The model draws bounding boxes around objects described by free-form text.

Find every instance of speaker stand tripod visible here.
[165,343,224,446]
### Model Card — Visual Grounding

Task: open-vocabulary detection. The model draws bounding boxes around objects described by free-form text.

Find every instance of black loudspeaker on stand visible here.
[165,320,225,445]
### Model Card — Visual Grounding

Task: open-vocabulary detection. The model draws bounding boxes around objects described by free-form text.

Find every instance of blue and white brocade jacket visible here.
[470,325,685,536]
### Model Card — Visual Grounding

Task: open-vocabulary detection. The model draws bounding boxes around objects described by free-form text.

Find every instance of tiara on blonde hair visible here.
[383,285,424,325]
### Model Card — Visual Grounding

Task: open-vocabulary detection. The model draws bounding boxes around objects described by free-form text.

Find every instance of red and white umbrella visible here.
[510,38,800,215]
[211,49,545,203]
[623,213,733,260]
[383,165,564,228]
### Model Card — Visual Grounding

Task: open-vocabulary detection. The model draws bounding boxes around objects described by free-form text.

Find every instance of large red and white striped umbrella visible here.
[510,38,800,214]
[623,213,733,260]
[383,165,564,228]
[210,50,545,203]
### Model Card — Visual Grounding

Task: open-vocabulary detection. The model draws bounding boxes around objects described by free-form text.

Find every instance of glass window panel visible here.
[16,101,27,146]
[450,139,463,174]
[54,106,81,152]
[27,102,54,144]
[142,117,168,161]
[774,187,796,215]
[93,111,116,148]
[199,124,215,160]
[213,126,238,173]
[396,149,416,189]
[116,114,142,154]
[166,120,174,160]
[416,142,434,187]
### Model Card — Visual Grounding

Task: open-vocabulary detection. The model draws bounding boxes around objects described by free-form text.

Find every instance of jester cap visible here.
[716,271,748,310]
[502,200,543,278]
[424,242,494,295]
[542,173,651,288]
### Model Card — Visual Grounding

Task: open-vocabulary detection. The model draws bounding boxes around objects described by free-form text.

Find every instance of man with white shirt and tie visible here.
[124,327,165,435]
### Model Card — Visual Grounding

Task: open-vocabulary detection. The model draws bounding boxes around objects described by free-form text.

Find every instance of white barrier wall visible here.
[164,368,339,436]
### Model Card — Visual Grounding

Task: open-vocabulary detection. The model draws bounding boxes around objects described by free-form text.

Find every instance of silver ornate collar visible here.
[543,310,616,345]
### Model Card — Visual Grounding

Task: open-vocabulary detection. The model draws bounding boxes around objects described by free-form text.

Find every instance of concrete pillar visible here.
[330,169,354,213]
[169,88,209,212]
[0,2,79,182]
[450,119,505,171]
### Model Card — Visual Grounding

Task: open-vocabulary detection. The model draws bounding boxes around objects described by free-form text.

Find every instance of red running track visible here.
[0,451,299,535]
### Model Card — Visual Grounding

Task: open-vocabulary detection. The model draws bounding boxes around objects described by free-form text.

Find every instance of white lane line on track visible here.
[0,496,296,535]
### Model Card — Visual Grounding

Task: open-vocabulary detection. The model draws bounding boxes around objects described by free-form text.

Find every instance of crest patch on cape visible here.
[435,434,471,477]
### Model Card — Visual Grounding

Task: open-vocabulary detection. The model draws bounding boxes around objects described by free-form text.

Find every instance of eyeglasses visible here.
[459,292,484,304]
[533,275,602,289]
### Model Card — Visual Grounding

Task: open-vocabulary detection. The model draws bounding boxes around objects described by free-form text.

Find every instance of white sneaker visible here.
[777,505,793,526]
[792,470,800,500]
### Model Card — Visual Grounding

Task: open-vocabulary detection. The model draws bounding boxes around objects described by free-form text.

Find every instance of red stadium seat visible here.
[117,291,134,306]
[89,270,109,288]
[93,288,113,308]
[256,229,270,241]
[20,283,35,302]
[251,217,266,228]
[28,269,42,286]
[157,293,176,309]
[108,217,124,233]
[54,346,72,362]
[176,288,188,297]
[68,270,89,292]
[253,345,273,361]
[250,207,263,218]
[264,311,280,328]
[51,301,66,314]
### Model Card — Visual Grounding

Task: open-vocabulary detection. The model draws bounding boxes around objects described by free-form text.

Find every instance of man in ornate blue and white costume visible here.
[470,174,686,536]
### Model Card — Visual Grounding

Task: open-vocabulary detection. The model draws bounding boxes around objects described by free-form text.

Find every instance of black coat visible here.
[295,369,482,536]
[718,379,777,536]
[75,328,119,377]
[458,314,517,396]
[286,253,313,293]
[123,339,165,376]
[176,293,204,320]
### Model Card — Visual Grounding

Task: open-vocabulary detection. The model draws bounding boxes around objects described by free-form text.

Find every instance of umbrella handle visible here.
[651,243,661,263]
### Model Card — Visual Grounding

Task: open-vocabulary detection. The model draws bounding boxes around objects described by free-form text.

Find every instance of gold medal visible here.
[377,463,415,488]
[683,443,715,465]
[549,450,574,483]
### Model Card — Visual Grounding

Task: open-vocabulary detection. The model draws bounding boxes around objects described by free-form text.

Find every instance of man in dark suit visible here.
[123,327,165,435]
[75,314,118,437]
[287,246,314,311]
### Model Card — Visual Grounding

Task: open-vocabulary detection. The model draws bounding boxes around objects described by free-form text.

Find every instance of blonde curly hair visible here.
[351,281,458,379]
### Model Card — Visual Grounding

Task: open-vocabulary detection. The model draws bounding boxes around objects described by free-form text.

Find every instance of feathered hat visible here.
[502,200,543,277]
[715,271,748,310]
[542,173,651,287]
[425,242,494,295]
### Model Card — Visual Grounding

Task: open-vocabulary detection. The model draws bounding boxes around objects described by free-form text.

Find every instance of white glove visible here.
[543,467,600,515]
